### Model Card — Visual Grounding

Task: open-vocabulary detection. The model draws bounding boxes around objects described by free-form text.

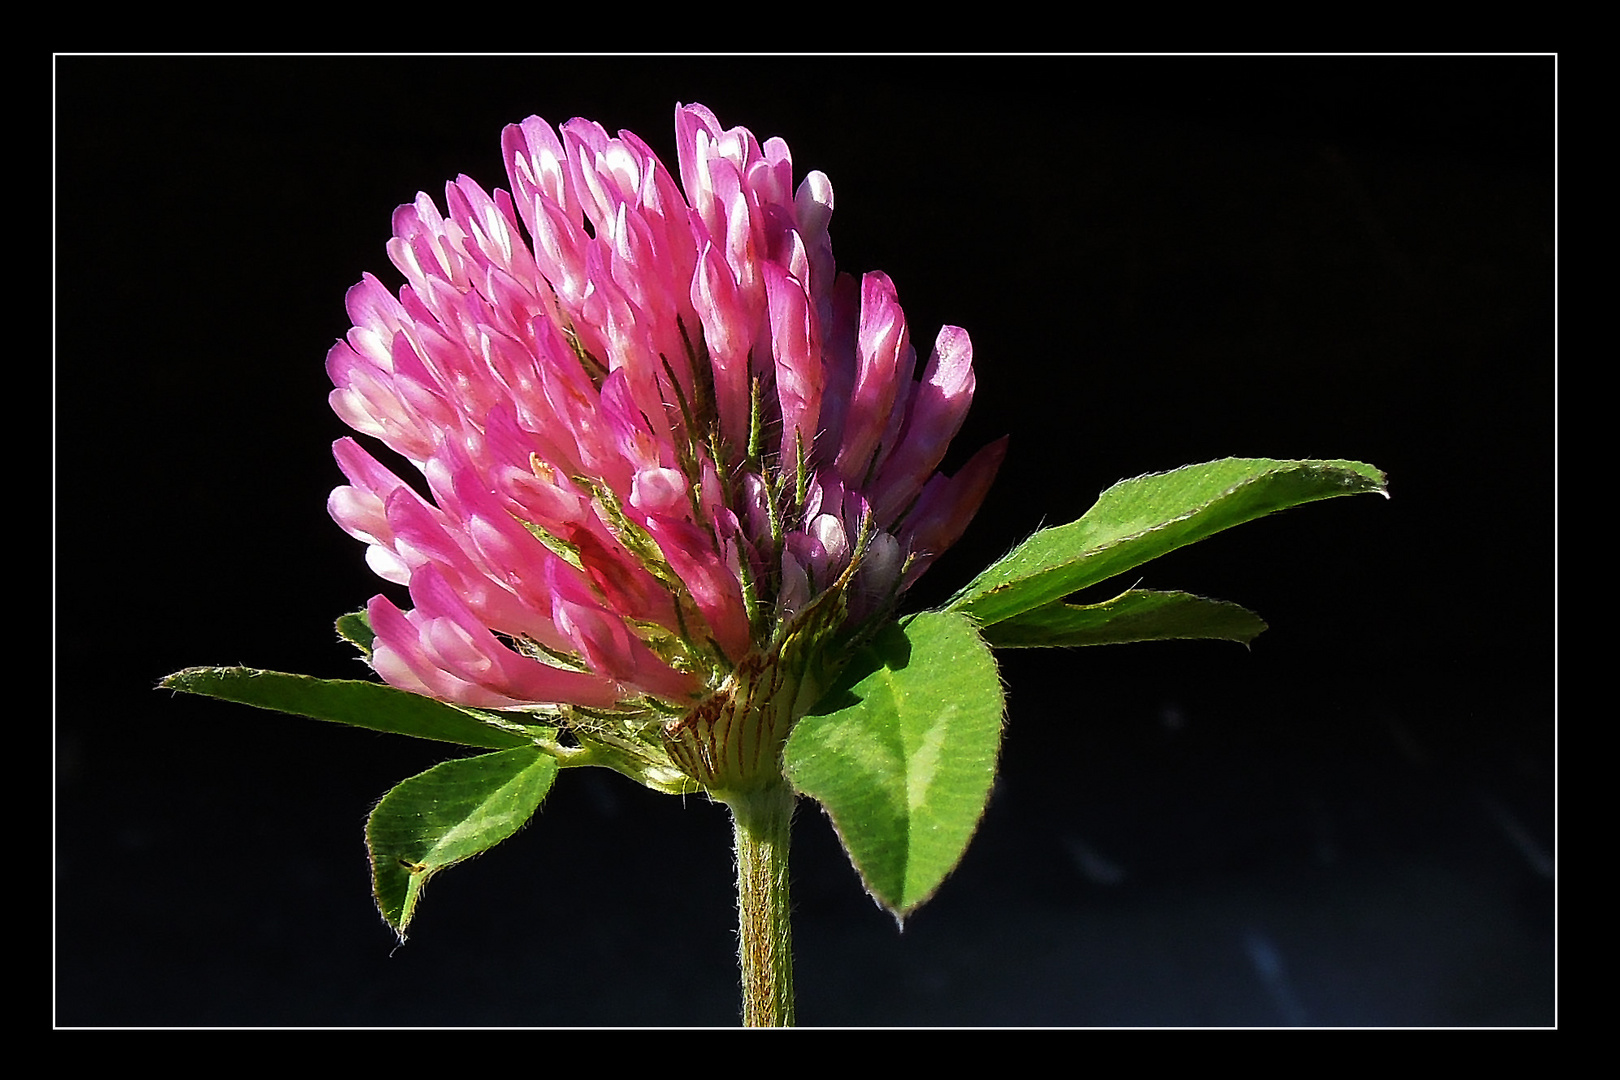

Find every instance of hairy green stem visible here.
[727,783,796,1027]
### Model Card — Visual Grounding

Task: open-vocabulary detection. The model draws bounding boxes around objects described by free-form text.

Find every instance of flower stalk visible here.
[726,782,797,1027]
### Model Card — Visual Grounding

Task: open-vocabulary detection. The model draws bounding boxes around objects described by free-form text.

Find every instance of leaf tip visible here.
[156,666,211,692]
[1342,461,1389,498]
[865,886,913,933]
[336,609,376,658]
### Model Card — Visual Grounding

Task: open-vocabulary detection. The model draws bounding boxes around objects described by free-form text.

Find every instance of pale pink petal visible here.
[834,271,910,485]
[869,325,977,526]
[763,262,821,475]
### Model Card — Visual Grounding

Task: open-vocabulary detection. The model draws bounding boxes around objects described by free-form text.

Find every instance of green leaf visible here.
[949,457,1387,628]
[160,666,532,751]
[783,610,1003,923]
[335,610,375,658]
[367,746,558,939]
[980,588,1267,648]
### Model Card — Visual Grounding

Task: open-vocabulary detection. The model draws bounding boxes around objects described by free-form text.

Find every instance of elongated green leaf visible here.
[160,666,532,751]
[949,458,1387,628]
[978,588,1267,648]
[367,746,558,939]
[784,611,1003,923]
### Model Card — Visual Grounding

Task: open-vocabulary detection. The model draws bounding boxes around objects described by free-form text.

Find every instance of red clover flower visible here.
[325,104,1005,793]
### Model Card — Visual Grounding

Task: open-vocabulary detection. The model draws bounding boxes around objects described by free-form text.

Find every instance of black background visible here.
[56,55,1554,1026]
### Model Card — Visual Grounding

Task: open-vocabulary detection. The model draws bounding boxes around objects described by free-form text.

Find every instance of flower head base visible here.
[328,105,1004,793]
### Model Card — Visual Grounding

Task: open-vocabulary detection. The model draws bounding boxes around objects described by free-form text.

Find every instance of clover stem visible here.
[726,782,796,1027]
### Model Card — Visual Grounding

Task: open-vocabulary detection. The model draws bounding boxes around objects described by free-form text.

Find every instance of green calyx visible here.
[662,571,853,797]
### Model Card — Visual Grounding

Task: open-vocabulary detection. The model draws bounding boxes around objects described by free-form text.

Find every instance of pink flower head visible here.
[328,104,1004,749]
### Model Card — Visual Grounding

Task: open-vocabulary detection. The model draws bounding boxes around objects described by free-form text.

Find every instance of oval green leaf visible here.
[948,458,1387,628]
[784,611,1004,923]
[367,746,559,939]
